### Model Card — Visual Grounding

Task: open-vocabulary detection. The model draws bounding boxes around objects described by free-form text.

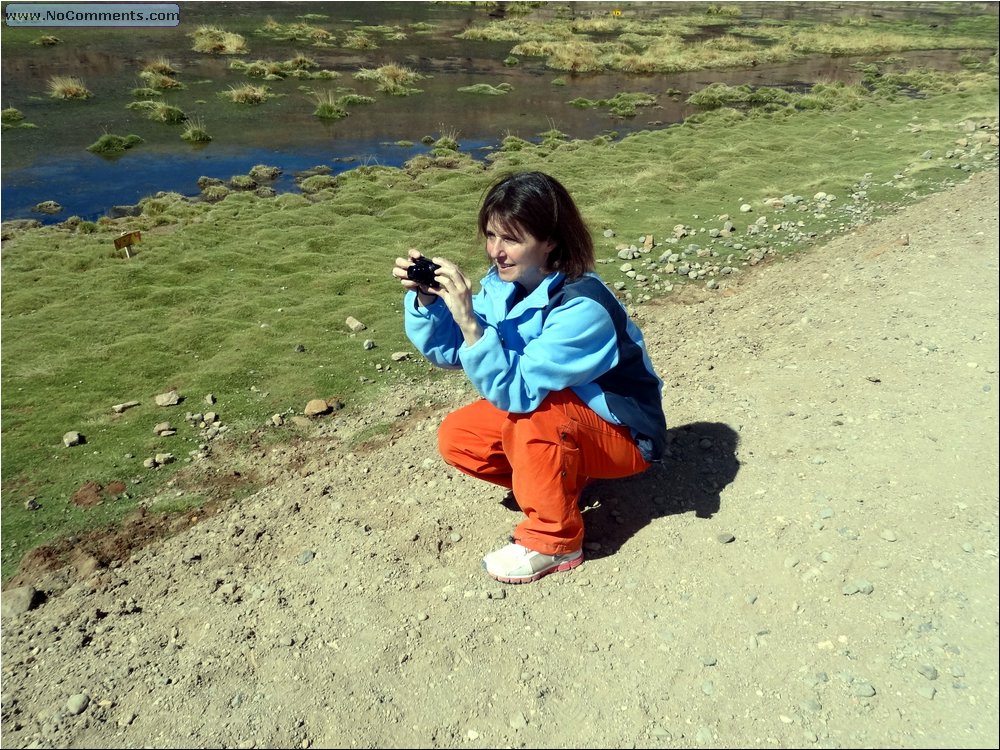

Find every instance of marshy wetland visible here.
[0,1,997,582]
[1,1,995,222]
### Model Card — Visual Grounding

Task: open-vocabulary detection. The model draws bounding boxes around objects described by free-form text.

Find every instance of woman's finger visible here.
[430,256,458,273]
[431,261,468,288]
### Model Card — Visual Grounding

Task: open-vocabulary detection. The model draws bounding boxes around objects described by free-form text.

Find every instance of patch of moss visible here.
[457,83,513,96]
[181,120,212,143]
[1,107,36,129]
[87,133,144,154]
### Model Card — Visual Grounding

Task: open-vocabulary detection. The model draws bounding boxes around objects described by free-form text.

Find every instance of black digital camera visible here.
[406,256,441,288]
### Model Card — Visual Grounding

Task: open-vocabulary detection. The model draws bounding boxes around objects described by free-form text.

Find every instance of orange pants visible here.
[438,390,650,555]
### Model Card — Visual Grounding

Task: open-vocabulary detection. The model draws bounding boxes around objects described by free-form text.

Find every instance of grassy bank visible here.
[458,5,997,73]
[2,67,997,582]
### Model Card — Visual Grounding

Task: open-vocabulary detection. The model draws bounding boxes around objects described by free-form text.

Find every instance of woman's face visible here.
[485,218,555,291]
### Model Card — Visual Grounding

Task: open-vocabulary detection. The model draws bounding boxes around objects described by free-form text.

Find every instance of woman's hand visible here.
[429,257,482,345]
[392,248,437,307]
[391,249,482,345]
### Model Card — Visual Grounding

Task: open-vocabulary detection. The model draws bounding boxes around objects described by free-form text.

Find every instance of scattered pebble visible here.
[917,664,939,681]
[843,580,875,595]
[66,693,90,715]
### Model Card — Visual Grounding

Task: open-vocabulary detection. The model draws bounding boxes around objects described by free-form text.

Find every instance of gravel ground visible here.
[1,170,997,749]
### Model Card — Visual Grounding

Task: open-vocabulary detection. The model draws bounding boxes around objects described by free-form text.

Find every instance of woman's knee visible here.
[437,410,464,465]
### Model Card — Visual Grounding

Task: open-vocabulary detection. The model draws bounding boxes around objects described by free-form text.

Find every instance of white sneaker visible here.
[482,543,583,584]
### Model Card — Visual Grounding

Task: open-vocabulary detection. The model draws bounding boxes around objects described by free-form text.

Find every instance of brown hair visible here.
[477,171,595,279]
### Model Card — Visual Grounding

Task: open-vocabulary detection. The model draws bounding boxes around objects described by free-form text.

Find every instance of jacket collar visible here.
[481,267,566,312]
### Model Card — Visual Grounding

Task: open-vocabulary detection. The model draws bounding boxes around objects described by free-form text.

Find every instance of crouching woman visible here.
[392,171,667,584]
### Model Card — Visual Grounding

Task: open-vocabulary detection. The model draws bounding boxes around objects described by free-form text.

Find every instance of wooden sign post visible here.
[114,230,142,259]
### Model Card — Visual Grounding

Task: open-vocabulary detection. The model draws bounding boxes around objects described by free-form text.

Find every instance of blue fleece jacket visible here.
[404,269,667,462]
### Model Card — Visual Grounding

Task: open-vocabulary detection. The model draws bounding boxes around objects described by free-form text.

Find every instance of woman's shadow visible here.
[564,421,740,559]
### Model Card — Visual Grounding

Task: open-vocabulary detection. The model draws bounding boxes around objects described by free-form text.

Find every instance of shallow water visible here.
[0,1,990,223]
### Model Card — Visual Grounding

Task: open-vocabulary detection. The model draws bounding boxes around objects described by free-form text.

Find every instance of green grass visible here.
[126,100,188,124]
[569,91,658,117]
[141,56,178,76]
[458,8,997,74]
[86,133,144,154]
[353,63,424,96]
[254,18,335,45]
[181,117,212,143]
[457,83,514,96]
[47,75,91,99]
[1,107,36,130]
[137,70,185,90]
[2,107,25,124]
[2,66,997,582]
[221,83,273,105]
[229,56,337,81]
[312,91,349,120]
[189,24,248,55]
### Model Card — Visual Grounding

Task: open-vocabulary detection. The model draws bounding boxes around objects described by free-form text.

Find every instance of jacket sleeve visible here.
[403,289,493,370]
[458,295,619,413]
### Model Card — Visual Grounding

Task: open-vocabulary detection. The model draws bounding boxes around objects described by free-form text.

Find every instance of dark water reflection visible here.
[0,1,991,223]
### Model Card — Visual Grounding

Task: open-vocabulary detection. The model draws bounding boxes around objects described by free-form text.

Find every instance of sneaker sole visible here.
[487,553,584,585]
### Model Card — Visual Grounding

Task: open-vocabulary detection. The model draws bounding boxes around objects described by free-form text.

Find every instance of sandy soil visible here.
[1,170,997,749]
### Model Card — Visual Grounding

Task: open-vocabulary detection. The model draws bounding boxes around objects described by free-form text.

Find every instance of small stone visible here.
[852,682,876,698]
[717,532,735,544]
[66,693,90,715]
[304,399,331,417]
[155,390,182,406]
[843,579,874,595]
[345,316,366,332]
[917,664,939,681]
[63,431,84,447]
[0,585,39,617]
